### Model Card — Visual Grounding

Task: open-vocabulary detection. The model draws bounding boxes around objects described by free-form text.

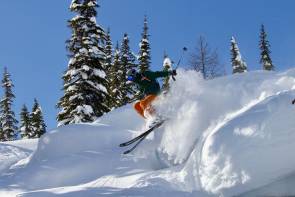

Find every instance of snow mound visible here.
[155,69,295,166]
[199,91,295,196]
[0,139,38,176]
[2,69,295,196]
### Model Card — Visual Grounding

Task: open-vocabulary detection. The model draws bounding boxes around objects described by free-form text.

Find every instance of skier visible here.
[127,68,177,119]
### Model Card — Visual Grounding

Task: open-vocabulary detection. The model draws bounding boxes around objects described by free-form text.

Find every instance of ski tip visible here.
[123,150,131,154]
[119,143,125,147]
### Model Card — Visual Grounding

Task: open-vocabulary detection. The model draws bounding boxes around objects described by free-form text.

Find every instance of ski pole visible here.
[172,47,188,81]
[176,47,188,69]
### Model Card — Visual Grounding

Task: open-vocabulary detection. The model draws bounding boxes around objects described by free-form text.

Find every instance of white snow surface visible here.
[2,69,295,196]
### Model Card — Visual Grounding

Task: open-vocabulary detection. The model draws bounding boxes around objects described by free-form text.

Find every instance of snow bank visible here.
[155,69,295,165]
[0,139,38,176]
[153,69,295,195]
[2,69,295,197]
[199,91,295,196]
[0,106,161,196]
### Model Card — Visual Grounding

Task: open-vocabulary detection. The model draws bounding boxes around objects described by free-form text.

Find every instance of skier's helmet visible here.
[127,69,137,81]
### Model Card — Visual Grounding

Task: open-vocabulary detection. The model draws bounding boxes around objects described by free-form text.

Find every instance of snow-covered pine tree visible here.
[104,28,115,108]
[0,122,3,141]
[57,0,110,126]
[31,99,46,138]
[162,52,172,92]
[108,42,123,108]
[104,28,113,73]
[259,24,274,71]
[230,36,248,74]
[138,16,151,72]
[19,104,33,139]
[119,33,137,104]
[0,67,18,141]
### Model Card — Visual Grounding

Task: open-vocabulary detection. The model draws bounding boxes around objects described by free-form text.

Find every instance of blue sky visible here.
[0,0,294,129]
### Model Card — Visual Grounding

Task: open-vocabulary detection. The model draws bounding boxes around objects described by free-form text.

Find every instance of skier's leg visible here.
[140,95,157,118]
[134,101,145,118]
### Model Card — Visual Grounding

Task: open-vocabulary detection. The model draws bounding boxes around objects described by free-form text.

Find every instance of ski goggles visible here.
[127,75,135,81]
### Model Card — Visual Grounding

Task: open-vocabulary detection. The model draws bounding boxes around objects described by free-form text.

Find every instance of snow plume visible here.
[153,68,295,195]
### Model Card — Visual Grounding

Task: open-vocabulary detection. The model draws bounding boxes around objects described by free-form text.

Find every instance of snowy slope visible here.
[199,91,295,196]
[1,69,295,196]
[0,139,38,176]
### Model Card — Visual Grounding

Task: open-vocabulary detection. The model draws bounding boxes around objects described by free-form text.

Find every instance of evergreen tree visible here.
[230,36,247,74]
[57,0,110,126]
[0,67,18,141]
[104,28,113,73]
[138,16,151,72]
[31,99,46,138]
[104,28,115,108]
[0,120,3,141]
[108,42,123,108]
[259,24,274,71]
[19,104,33,139]
[119,33,137,104]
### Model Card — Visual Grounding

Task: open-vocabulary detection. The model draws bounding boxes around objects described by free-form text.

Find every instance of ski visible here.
[123,132,149,154]
[119,128,150,147]
[119,120,165,147]
[122,120,164,154]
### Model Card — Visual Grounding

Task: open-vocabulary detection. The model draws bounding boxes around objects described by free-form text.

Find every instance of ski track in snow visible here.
[2,69,295,196]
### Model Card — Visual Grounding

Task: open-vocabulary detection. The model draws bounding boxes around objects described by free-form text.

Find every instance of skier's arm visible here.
[156,71,170,78]
[132,73,141,84]
[153,70,177,79]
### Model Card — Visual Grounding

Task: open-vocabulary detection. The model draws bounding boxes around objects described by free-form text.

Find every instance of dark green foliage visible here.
[0,125,3,141]
[104,28,117,108]
[20,104,33,139]
[138,16,151,72]
[31,99,46,138]
[230,36,247,74]
[104,28,113,72]
[108,42,123,108]
[119,33,137,104]
[259,24,274,71]
[57,0,110,126]
[0,67,18,141]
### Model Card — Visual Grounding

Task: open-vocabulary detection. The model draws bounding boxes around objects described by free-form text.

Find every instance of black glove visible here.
[171,69,177,76]
[292,99,295,105]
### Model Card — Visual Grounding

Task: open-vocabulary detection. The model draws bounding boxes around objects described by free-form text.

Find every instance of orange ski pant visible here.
[134,94,157,118]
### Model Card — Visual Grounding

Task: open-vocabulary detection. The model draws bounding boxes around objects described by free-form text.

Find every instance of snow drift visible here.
[1,68,295,196]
